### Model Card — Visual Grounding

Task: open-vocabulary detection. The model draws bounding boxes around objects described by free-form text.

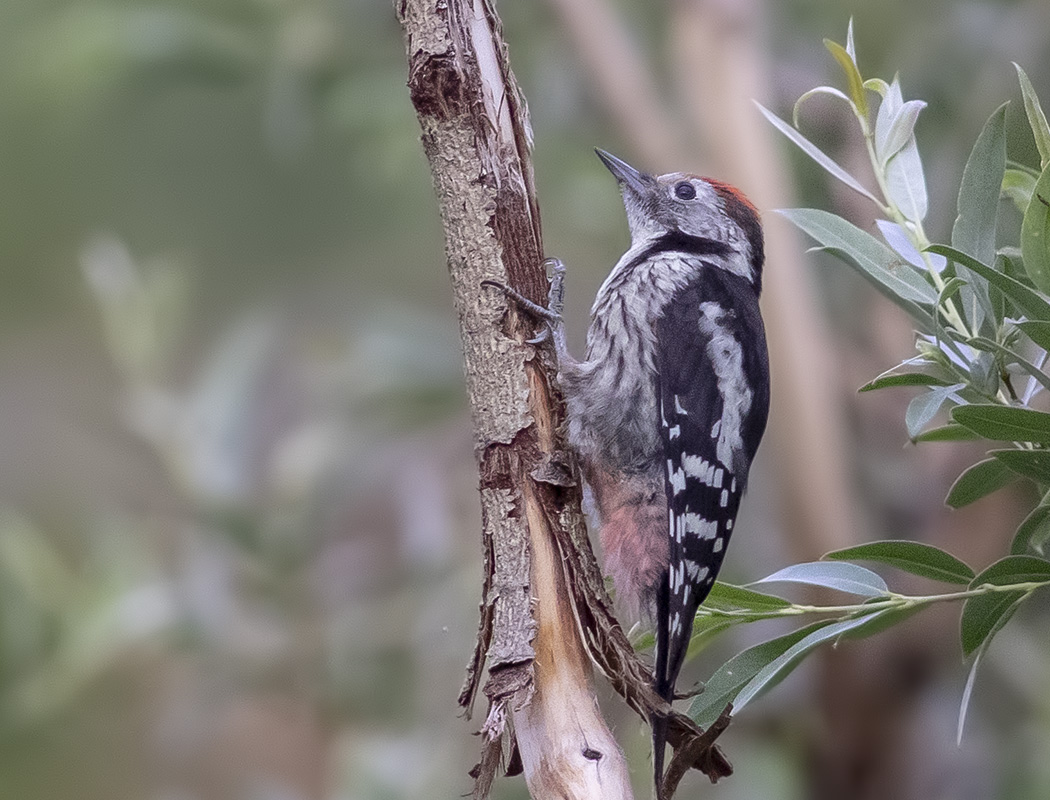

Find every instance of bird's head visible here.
[596,149,764,288]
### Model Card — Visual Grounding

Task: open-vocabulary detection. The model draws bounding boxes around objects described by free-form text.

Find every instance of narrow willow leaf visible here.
[1015,63,1050,169]
[793,86,854,129]
[965,336,1050,393]
[781,209,938,306]
[937,276,967,305]
[878,100,927,167]
[970,553,1050,586]
[1003,168,1037,214]
[927,245,1050,322]
[876,220,946,271]
[905,384,964,439]
[864,78,890,97]
[952,404,1050,444]
[845,18,858,62]
[952,105,1008,332]
[824,39,868,119]
[684,617,734,663]
[690,622,829,728]
[953,104,1008,267]
[758,104,881,205]
[732,614,879,715]
[859,372,951,392]
[959,554,1050,656]
[819,245,935,329]
[1010,503,1050,555]
[960,591,1024,658]
[957,643,985,745]
[946,458,1018,509]
[1021,163,1050,294]
[703,581,791,612]
[825,540,975,584]
[991,448,1050,483]
[1015,320,1050,350]
[913,424,981,442]
[878,80,929,223]
[752,561,889,597]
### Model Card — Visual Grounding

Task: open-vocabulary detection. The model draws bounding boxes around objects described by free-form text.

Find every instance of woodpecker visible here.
[489,150,769,795]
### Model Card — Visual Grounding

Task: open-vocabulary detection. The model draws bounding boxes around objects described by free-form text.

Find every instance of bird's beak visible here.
[595,149,651,198]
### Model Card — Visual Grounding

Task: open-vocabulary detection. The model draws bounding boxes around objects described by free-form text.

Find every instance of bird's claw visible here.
[482,260,569,357]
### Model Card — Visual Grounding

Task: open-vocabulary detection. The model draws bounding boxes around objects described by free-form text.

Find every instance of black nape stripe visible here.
[624,230,732,272]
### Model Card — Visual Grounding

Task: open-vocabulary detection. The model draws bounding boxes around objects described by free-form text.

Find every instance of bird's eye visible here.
[674,182,696,200]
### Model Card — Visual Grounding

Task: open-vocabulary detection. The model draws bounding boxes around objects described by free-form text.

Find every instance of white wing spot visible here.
[713,537,724,553]
[674,395,688,415]
[681,513,718,540]
[715,467,724,488]
[711,419,722,439]
[668,424,681,439]
[720,489,729,507]
[668,461,686,494]
[726,519,733,531]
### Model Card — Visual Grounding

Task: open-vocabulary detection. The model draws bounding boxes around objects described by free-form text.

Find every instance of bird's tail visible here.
[652,581,674,799]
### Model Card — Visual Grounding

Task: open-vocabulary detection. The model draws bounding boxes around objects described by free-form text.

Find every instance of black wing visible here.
[653,270,769,703]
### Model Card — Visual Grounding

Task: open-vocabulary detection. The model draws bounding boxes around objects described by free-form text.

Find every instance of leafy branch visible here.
[683,20,1050,740]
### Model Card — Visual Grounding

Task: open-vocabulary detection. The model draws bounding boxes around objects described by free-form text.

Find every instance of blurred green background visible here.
[1,1,1049,798]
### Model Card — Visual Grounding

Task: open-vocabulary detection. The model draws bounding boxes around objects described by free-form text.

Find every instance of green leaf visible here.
[877,100,926,167]
[751,561,889,597]
[1003,168,1037,214]
[927,245,1050,322]
[951,404,1050,444]
[824,39,868,119]
[905,384,964,439]
[844,18,857,62]
[793,86,853,129]
[703,581,791,612]
[781,209,938,306]
[912,423,981,442]
[877,79,929,223]
[991,448,1050,483]
[757,104,881,205]
[960,555,1050,656]
[858,372,951,392]
[1010,502,1050,555]
[945,458,1018,509]
[952,104,1008,333]
[731,614,880,715]
[1015,64,1050,169]
[689,621,829,728]
[952,104,1007,268]
[684,617,734,663]
[825,540,975,584]
[965,335,1050,393]
[1015,320,1050,351]
[1021,163,1050,294]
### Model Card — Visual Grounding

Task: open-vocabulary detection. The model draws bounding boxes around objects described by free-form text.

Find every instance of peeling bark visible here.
[396,1,732,796]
